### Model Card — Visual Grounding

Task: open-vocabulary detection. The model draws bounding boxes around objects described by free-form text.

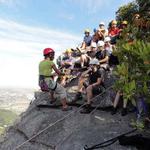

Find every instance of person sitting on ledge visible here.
[75,59,103,114]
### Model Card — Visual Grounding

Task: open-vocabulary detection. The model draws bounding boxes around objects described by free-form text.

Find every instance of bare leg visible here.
[123,98,136,108]
[79,84,93,113]
[80,54,88,67]
[78,77,85,92]
[49,91,54,100]
[61,97,68,108]
[113,90,121,108]
[86,85,93,104]
[60,76,67,86]
[123,99,128,108]
[81,42,86,50]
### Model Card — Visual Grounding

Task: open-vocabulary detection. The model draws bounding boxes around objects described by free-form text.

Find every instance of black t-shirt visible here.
[89,70,101,84]
[95,50,109,63]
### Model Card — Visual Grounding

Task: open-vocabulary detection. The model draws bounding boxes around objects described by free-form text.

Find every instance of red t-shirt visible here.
[108,27,120,37]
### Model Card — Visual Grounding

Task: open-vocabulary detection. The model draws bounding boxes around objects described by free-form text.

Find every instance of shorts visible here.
[44,78,67,100]
[92,85,103,95]
[100,63,109,70]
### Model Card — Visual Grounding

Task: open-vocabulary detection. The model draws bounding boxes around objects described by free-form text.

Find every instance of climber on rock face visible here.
[39,48,72,111]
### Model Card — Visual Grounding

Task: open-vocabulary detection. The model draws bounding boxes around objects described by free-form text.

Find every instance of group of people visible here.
[38,20,132,115]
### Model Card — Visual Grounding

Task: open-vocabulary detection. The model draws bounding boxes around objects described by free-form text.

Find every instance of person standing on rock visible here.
[39,48,72,111]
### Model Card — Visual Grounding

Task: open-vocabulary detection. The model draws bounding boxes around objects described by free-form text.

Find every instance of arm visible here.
[81,68,91,78]
[63,61,73,66]
[92,77,102,86]
[52,63,62,76]
[99,56,109,63]
[81,42,86,50]
[100,30,105,37]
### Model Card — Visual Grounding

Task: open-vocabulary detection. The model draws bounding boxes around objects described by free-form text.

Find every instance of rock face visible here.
[0,77,137,150]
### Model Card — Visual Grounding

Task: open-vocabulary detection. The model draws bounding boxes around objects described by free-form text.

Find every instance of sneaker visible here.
[121,108,127,116]
[80,108,92,114]
[128,106,137,113]
[111,107,117,115]
[62,106,72,111]
[50,98,57,104]
[80,104,92,114]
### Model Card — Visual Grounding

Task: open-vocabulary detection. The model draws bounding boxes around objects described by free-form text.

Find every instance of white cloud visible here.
[68,0,113,14]
[0,0,20,7]
[68,0,133,14]
[0,18,81,88]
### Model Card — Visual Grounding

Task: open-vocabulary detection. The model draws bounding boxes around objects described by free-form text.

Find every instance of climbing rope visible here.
[55,86,113,149]
[14,86,112,150]
[83,128,137,150]
[90,85,113,114]
[14,103,86,150]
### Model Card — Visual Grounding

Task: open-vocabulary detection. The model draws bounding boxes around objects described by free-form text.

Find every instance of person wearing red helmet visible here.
[39,48,72,111]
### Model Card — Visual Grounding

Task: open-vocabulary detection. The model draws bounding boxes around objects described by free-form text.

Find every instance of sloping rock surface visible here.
[0,77,137,150]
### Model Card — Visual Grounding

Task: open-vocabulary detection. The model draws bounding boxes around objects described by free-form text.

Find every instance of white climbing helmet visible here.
[104,36,111,42]
[97,40,105,47]
[89,58,99,65]
[91,42,97,48]
[99,22,105,26]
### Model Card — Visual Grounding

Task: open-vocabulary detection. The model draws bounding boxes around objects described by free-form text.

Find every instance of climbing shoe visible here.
[80,104,92,114]
[128,106,137,113]
[121,108,127,116]
[111,107,117,115]
[50,98,57,104]
[62,106,72,111]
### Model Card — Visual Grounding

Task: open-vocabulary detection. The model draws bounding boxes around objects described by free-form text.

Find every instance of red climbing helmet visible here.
[43,48,55,56]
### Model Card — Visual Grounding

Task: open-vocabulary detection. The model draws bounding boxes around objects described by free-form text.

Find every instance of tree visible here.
[136,0,150,16]
[116,2,137,23]
[114,1,150,104]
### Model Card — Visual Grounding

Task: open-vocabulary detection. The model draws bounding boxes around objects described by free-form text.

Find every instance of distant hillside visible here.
[0,88,35,114]
[0,87,35,135]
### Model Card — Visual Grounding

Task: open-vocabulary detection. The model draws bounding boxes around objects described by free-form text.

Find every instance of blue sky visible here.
[0,0,133,88]
[0,0,133,34]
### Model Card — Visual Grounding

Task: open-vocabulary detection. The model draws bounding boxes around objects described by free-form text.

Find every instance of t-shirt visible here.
[108,27,120,37]
[39,60,54,76]
[105,45,113,54]
[89,70,101,84]
[95,50,110,64]
[84,35,92,46]
[62,56,75,69]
